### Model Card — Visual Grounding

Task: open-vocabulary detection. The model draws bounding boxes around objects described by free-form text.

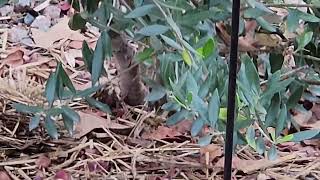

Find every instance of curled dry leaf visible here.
[64,49,82,68]
[31,17,85,49]
[35,154,51,169]
[292,104,320,129]
[31,15,51,31]
[74,111,133,138]
[0,171,11,180]
[282,45,295,70]
[2,49,24,67]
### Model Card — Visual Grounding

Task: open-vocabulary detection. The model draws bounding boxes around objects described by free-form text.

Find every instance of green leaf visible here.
[44,116,58,139]
[191,117,204,137]
[208,89,220,127]
[276,104,287,138]
[137,24,170,36]
[91,31,112,85]
[134,48,154,62]
[296,31,313,51]
[287,9,320,32]
[181,49,192,66]
[75,85,103,98]
[46,107,63,117]
[246,0,273,13]
[268,145,278,160]
[86,0,101,13]
[69,13,87,30]
[166,109,189,126]
[246,126,256,149]
[82,41,94,73]
[177,8,229,25]
[203,38,215,58]
[13,103,43,114]
[144,85,166,102]
[29,114,41,131]
[125,4,156,18]
[85,97,112,114]
[265,94,280,127]
[0,0,8,7]
[287,86,303,110]
[290,129,320,142]
[241,54,260,95]
[256,17,276,32]
[68,0,80,11]
[186,72,199,95]
[198,134,214,146]
[277,134,293,143]
[58,64,76,94]
[61,106,80,123]
[244,8,269,18]
[45,72,59,106]
[256,136,266,154]
[160,35,183,50]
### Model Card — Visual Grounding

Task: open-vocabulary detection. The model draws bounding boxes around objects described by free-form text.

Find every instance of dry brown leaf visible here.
[35,154,51,169]
[2,50,24,67]
[31,17,85,49]
[200,144,223,163]
[68,40,83,49]
[141,126,182,140]
[74,111,132,138]
[255,33,281,48]
[292,106,320,129]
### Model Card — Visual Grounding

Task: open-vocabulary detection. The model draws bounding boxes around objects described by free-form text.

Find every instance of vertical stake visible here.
[224,0,240,179]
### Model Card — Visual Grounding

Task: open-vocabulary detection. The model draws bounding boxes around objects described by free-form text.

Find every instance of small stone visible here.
[0,5,14,16]
[9,26,29,43]
[24,13,35,25]
[31,15,51,31]
[44,5,61,20]
[18,0,31,7]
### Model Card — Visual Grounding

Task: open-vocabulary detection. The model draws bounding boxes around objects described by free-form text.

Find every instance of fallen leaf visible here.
[31,17,85,49]
[257,173,272,180]
[54,170,71,180]
[141,126,182,140]
[292,106,320,129]
[0,171,11,180]
[0,5,14,16]
[200,144,223,163]
[282,45,295,70]
[68,40,83,49]
[8,26,31,43]
[74,111,132,138]
[35,154,51,169]
[2,50,24,67]
[64,49,82,67]
[44,5,61,20]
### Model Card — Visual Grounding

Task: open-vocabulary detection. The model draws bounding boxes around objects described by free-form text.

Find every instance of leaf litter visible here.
[0,0,319,179]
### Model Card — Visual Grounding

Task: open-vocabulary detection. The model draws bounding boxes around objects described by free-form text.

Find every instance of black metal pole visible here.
[223,0,240,179]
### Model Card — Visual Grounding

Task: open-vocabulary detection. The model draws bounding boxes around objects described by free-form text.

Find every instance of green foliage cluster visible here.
[12,0,320,158]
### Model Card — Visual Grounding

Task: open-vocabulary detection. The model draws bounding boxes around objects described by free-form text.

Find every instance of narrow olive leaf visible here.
[29,114,41,131]
[290,129,320,142]
[82,41,94,73]
[75,85,103,98]
[13,103,43,114]
[296,31,313,51]
[134,48,154,62]
[242,54,260,94]
[203,38,215,58]
[144,85,166,102]
[256,136,266,154]
[181,49,192,66]
[86,0,101,13]
[58,64,76,94]
[267,145,278,161]
[91,31,111,85]
[46,107,63,117]
[68,13,87,30]
[208,89,220,127]
[61,106,80,123]
[277,134,293,143]
[256,17,276,32]
[186,72,199,95]
[166,109,189,126]
[44,116,59,139]
[287,86,303,110]
[85,97,111,114]
[45,72,58,106]
[191,118,204,137]
[62,114,74,136]
[160,35,183,50]
[287,9,320,32]
[198,134,214,146]
[276,104,287,138]
[246,126,257,149]
[124,4,155,18]
[137,24,170,36]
